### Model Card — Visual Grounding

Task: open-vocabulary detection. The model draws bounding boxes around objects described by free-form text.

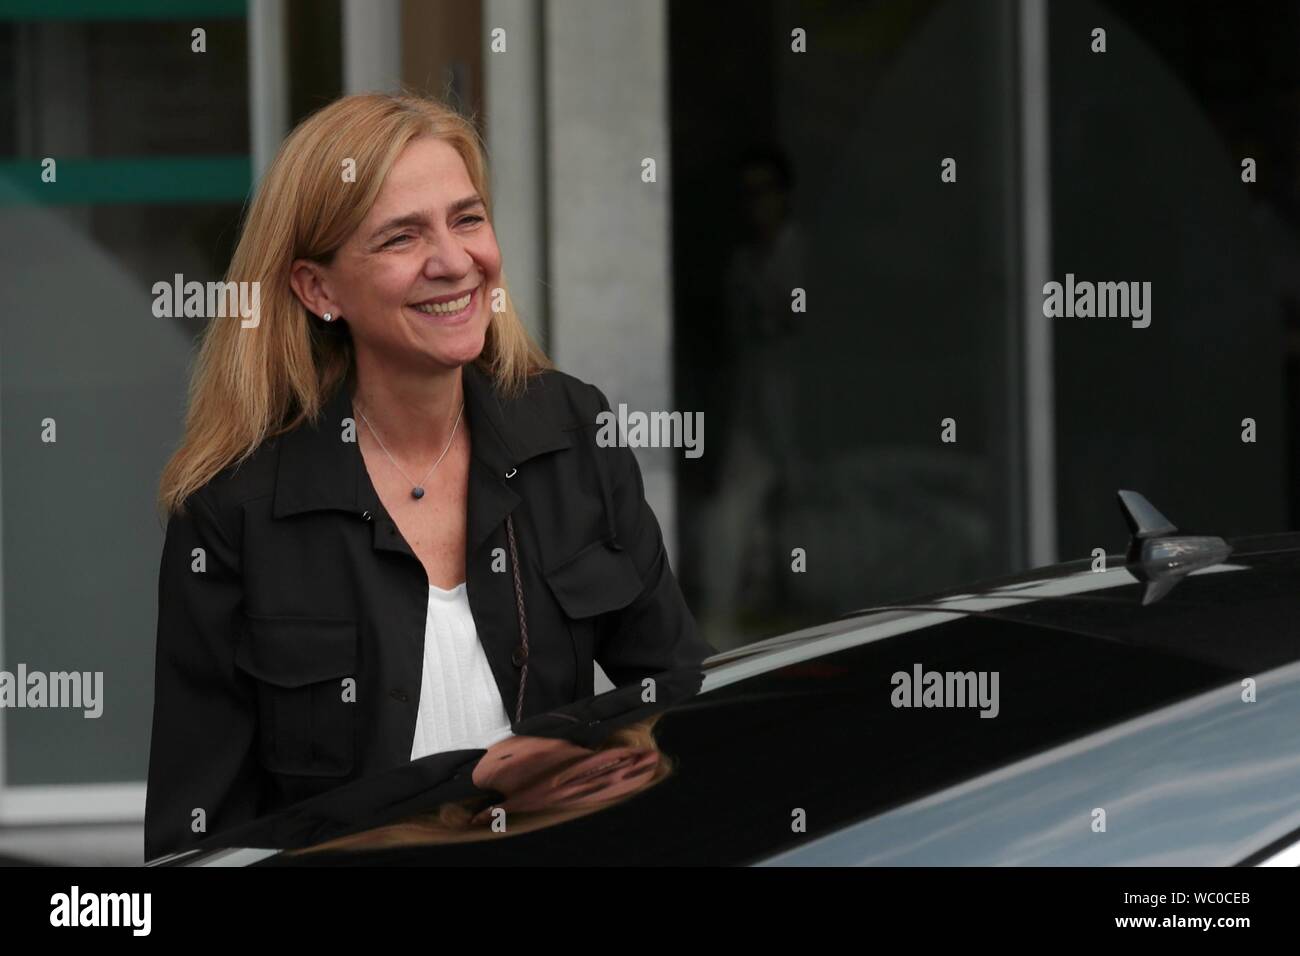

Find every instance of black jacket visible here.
[143,362,714,861]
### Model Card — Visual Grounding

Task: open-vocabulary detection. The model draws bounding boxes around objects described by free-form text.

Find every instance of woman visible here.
[144,92,714,862]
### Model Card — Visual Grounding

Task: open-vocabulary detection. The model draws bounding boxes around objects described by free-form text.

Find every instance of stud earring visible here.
[322,312,334,322]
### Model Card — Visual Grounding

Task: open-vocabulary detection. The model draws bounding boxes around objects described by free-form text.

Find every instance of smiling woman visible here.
[144,92,715,862]
[288,133,504,381]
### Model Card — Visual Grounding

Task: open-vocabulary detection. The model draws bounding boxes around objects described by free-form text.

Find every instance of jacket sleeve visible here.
[144,488,263,861]
[586,384,718,688]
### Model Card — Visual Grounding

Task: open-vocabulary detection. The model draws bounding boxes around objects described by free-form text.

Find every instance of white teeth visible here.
[413,291,472,315]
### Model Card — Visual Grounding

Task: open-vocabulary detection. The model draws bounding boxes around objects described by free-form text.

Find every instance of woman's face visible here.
[305,135,501,372]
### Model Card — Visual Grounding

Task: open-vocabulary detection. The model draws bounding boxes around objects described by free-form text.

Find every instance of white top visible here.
[409,582,515,760]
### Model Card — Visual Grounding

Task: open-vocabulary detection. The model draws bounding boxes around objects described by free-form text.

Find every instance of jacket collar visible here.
[272,362,571,553]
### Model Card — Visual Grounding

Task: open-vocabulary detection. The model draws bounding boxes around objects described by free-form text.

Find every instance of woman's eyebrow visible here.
[447,194,486,215]
[370,195,486,239]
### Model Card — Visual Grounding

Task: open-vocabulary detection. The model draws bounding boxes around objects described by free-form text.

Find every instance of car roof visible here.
[761,657,1300,865]
[707,531,1300,679]
[170,535,1300,866]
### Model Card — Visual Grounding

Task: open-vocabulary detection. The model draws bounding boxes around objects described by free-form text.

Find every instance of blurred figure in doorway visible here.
[699,145,807,650]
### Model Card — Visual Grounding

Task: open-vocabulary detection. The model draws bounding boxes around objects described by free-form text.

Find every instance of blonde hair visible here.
[157,91,553,519]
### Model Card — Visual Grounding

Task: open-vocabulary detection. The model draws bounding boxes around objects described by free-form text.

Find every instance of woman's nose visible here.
[421,234,475,278]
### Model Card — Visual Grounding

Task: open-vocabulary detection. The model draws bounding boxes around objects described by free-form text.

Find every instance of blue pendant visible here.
[411,487,425,499]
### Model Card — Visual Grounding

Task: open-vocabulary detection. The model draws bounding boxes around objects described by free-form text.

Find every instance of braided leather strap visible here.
[505,512,528,724]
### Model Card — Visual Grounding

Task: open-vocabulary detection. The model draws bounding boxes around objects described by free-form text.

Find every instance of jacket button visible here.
[389,689,408,702]
[511,644,528,667]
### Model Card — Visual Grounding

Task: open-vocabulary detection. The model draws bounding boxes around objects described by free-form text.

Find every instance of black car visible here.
[147,492,1300,866]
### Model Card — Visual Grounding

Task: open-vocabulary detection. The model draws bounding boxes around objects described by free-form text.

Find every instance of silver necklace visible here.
[355,399,464,500]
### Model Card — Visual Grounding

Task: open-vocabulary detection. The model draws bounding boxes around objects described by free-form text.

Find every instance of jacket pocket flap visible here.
[235,617,357,687]
[544,539,643,618]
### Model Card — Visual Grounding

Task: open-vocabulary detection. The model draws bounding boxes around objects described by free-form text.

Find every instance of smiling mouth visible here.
[557,753,635,787]
[408,284,479,316]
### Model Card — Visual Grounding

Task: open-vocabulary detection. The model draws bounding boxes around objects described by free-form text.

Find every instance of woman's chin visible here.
[427,328,487,367]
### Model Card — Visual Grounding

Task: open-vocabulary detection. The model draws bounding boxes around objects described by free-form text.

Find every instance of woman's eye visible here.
[459,215,484,226]
[382,234,412,248]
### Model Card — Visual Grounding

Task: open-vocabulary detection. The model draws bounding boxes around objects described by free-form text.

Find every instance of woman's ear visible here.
[289,258,340,320]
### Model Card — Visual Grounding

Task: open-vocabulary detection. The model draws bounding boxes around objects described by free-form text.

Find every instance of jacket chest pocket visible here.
[543,539,644,669]
[234,616,358,777]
